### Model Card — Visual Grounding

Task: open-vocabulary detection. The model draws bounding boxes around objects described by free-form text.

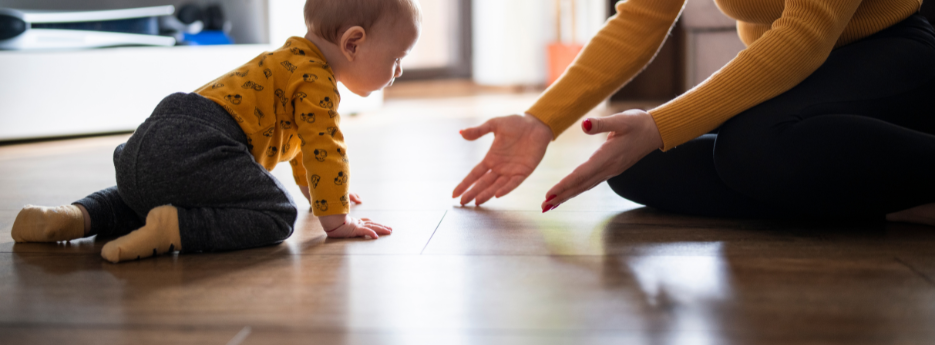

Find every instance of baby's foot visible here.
[11,205,85,242]
[101,205,182,263]
[887,203,935,227]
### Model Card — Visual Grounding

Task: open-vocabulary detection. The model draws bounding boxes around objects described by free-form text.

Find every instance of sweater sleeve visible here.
[289,152,309,187]
[649,0,862,150]
[293,82,350,217]
[526,0,687,139]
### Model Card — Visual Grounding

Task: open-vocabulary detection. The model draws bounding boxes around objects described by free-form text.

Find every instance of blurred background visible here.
[1,0,933,141]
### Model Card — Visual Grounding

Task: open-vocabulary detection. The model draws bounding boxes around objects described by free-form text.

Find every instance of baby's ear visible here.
[340,26,367,61]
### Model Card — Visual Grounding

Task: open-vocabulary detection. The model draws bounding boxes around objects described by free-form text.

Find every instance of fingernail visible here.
[459,130,464,135]
[583,118,593,132]
[550,204,560,211]
[546,195,557,202]
[542,204,552,213]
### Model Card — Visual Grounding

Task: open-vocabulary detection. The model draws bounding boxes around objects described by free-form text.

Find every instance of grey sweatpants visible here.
[75,93,297,253]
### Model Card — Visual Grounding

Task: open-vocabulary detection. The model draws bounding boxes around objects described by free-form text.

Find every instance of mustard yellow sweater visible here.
[527,0,921,150]
[196,37,350,216]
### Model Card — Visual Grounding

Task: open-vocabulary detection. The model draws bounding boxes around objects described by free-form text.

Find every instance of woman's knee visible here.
[712,118,788,199]
[607,173,644,203]
[606,155,664,206]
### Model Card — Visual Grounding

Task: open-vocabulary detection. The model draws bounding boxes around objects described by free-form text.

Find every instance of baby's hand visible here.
[325,216,392,239]
[348,193,363,205]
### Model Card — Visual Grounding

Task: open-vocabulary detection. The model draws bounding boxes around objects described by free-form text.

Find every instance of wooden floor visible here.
[1,93,934,345]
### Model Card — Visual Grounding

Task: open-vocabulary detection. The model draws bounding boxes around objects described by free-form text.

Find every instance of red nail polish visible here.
[459,130,463,135]
[550,204,560,211]
[546,195,557,202]
[542,204,552,213]
[583,119,593,132]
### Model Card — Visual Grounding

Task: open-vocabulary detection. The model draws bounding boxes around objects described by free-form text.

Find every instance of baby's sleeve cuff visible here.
[311,205,350,217]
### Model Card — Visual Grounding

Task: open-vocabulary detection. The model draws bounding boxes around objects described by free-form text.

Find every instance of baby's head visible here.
[304,0,422,97]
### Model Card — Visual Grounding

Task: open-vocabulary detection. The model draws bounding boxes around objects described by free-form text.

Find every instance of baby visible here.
[10,0,422,263]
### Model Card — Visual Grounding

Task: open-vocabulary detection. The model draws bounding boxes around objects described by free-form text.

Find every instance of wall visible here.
[472,0,607,86]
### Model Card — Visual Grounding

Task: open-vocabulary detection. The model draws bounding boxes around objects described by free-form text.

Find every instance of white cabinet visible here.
[0,45,267,141]
[0,0,382,141]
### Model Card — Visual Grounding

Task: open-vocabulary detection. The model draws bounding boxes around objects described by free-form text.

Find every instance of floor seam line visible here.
[895,257,935,288]
[419,209,448,255]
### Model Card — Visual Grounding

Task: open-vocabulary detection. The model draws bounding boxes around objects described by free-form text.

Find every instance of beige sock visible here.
[101,205,182,263]
[11,205,85,242]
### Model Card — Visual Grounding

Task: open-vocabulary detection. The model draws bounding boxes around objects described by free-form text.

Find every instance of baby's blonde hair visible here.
[304,0,421,44]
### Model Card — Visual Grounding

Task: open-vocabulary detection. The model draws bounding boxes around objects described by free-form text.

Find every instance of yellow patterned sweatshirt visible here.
[196,37,349,216]
[527,0,921,150]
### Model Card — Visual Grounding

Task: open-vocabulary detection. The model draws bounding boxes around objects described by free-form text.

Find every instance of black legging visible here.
[608,13,935,219]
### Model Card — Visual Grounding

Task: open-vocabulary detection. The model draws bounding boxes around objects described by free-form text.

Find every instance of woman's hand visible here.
[541,109,663,212]
[453,114,554,206]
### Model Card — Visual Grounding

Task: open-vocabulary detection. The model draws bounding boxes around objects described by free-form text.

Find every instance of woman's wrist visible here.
[523,112,555,141]
[636,110,664,150]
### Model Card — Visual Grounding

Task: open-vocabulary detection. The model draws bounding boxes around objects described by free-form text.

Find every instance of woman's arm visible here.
[527,0,686,139]
[540,0,866,207]
[451,0,686,205]
[650,0,863,150]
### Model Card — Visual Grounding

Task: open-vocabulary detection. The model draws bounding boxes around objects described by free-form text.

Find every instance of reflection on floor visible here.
[1,93,934,345]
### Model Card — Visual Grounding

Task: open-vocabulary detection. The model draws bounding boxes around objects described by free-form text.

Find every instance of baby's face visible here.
[341,18,420,97]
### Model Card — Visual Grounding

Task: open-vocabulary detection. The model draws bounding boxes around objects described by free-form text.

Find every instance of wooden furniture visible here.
[611,0,747,102]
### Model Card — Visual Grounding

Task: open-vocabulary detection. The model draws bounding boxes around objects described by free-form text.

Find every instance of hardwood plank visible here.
[0,210,15,245]
[896,256,935,287]
[287,209,447,255]
[3,93,934,344]
[423,208,935,258]
[2,253,933,338]
[238,330,935,345]
[0,209,445,256]
[3,327,933,345]
[0,326,242,345]
[0,145,120,212]
[422,208,626,255]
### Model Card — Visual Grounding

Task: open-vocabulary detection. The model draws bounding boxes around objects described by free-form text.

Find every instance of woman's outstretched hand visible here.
[541,109,663,212]
[453,114,554,206]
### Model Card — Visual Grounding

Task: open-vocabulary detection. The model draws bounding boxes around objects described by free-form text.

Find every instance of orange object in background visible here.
[547,43,583,86]
[547,0,583,86]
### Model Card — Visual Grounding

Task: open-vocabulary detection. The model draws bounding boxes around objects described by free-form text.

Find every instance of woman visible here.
[453,0,935,224]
